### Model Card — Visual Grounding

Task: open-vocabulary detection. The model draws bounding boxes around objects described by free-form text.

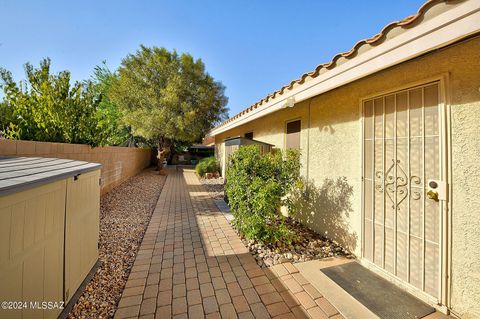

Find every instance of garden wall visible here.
[0,139,152,194]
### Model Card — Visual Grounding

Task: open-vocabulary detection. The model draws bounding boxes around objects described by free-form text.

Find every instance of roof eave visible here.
[210,0,480,137]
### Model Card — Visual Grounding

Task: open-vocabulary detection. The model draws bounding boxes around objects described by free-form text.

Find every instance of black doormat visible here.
[321,262,435,319]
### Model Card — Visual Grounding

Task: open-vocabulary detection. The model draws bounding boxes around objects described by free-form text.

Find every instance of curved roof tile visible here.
[214,0,455,129]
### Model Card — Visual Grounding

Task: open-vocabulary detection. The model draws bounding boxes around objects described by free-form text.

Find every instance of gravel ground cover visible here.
[67,168,166,319]
[241,218,354,268]
[199,175,354,268]
[199,176,225,199]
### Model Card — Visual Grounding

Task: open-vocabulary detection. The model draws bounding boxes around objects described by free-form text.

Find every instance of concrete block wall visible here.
[0,139,152,194]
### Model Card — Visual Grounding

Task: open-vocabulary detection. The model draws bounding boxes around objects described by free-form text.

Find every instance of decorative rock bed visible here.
[67,168,166,319]
[240,218,354,268]
[200,176,355,268]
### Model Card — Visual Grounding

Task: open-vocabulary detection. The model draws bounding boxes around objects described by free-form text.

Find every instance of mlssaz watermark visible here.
[1,301,65,310]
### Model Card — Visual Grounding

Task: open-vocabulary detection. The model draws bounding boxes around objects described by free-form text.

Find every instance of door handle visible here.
[427,179,446,201]
[427,190,439,201]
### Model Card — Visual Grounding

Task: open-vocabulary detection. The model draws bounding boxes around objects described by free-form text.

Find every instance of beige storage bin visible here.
[0,157,101,319]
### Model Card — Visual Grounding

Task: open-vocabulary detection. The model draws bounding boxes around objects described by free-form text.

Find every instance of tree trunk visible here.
[157,137,172,174]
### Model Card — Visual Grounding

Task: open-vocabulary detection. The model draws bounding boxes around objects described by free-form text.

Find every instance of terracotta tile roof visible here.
[202,136,215,146]
[213,0,457,131]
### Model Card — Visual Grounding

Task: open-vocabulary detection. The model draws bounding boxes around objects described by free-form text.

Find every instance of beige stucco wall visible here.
[0,140,152,194]
[215,36,480,318]
[215,141,225,177]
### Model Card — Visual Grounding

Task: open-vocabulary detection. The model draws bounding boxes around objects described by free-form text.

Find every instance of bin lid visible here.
[0,156,102,196]
[224,136,274,147]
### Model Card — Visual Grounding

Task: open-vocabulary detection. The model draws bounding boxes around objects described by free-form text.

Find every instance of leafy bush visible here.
[0,59,129,146]
[225,145,300,244]
[196,157,220,177]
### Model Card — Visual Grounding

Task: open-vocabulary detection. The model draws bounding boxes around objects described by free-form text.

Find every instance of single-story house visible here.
[170,144,215,165]
[209,1,480,318]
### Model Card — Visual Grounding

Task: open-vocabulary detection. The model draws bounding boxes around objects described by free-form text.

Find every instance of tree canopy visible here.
[87,62,131,146]
[110,46,228,167]
[0,58,126,146]
[0,47,228,158]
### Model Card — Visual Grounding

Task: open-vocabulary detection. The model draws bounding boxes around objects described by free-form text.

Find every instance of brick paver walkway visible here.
[114,169,343,319]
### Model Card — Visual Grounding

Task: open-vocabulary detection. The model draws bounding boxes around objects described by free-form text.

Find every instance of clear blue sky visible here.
[0,1,426,117]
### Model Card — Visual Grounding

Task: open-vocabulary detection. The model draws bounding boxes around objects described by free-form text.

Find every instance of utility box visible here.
[0,157,101,319]
[221,137,274,177]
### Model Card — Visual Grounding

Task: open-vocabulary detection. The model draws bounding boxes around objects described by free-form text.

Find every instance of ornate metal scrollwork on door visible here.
[375,159,422,210]
[410,176,422,200]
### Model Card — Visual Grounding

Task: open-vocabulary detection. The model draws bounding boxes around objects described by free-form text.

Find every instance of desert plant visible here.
[225,145,300,244]
[196,157,220,177]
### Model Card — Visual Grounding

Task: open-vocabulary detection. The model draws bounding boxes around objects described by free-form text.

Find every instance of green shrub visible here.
[196,157,220,177]
[225,145,300,244]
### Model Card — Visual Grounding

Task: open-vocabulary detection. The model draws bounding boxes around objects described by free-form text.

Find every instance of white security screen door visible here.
[362,82,443,300]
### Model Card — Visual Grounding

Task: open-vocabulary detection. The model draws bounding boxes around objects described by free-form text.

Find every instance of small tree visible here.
[110,46,228,170]
[225,146,300,244]
[0,58,126,146]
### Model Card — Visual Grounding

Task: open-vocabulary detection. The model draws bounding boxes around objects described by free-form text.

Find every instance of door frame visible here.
[358,73,451,312]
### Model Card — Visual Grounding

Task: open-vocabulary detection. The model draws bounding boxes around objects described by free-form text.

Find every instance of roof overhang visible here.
[210,0,480,136]
[189,144,214,150]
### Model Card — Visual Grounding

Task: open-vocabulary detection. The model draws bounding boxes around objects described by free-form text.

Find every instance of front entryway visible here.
[362,82,445,301]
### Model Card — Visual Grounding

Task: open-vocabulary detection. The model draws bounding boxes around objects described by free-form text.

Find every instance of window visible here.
[286,120,301,149]
[244,132,254,140]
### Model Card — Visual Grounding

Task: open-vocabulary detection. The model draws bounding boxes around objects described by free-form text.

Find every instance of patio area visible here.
[114,169,342,319]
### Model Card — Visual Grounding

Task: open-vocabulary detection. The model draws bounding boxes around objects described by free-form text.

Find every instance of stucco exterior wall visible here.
[0,140,152,195]
[214,36,480,318]
[215,100,311,177]
[214,142,224,177]
[445,39,480,319]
